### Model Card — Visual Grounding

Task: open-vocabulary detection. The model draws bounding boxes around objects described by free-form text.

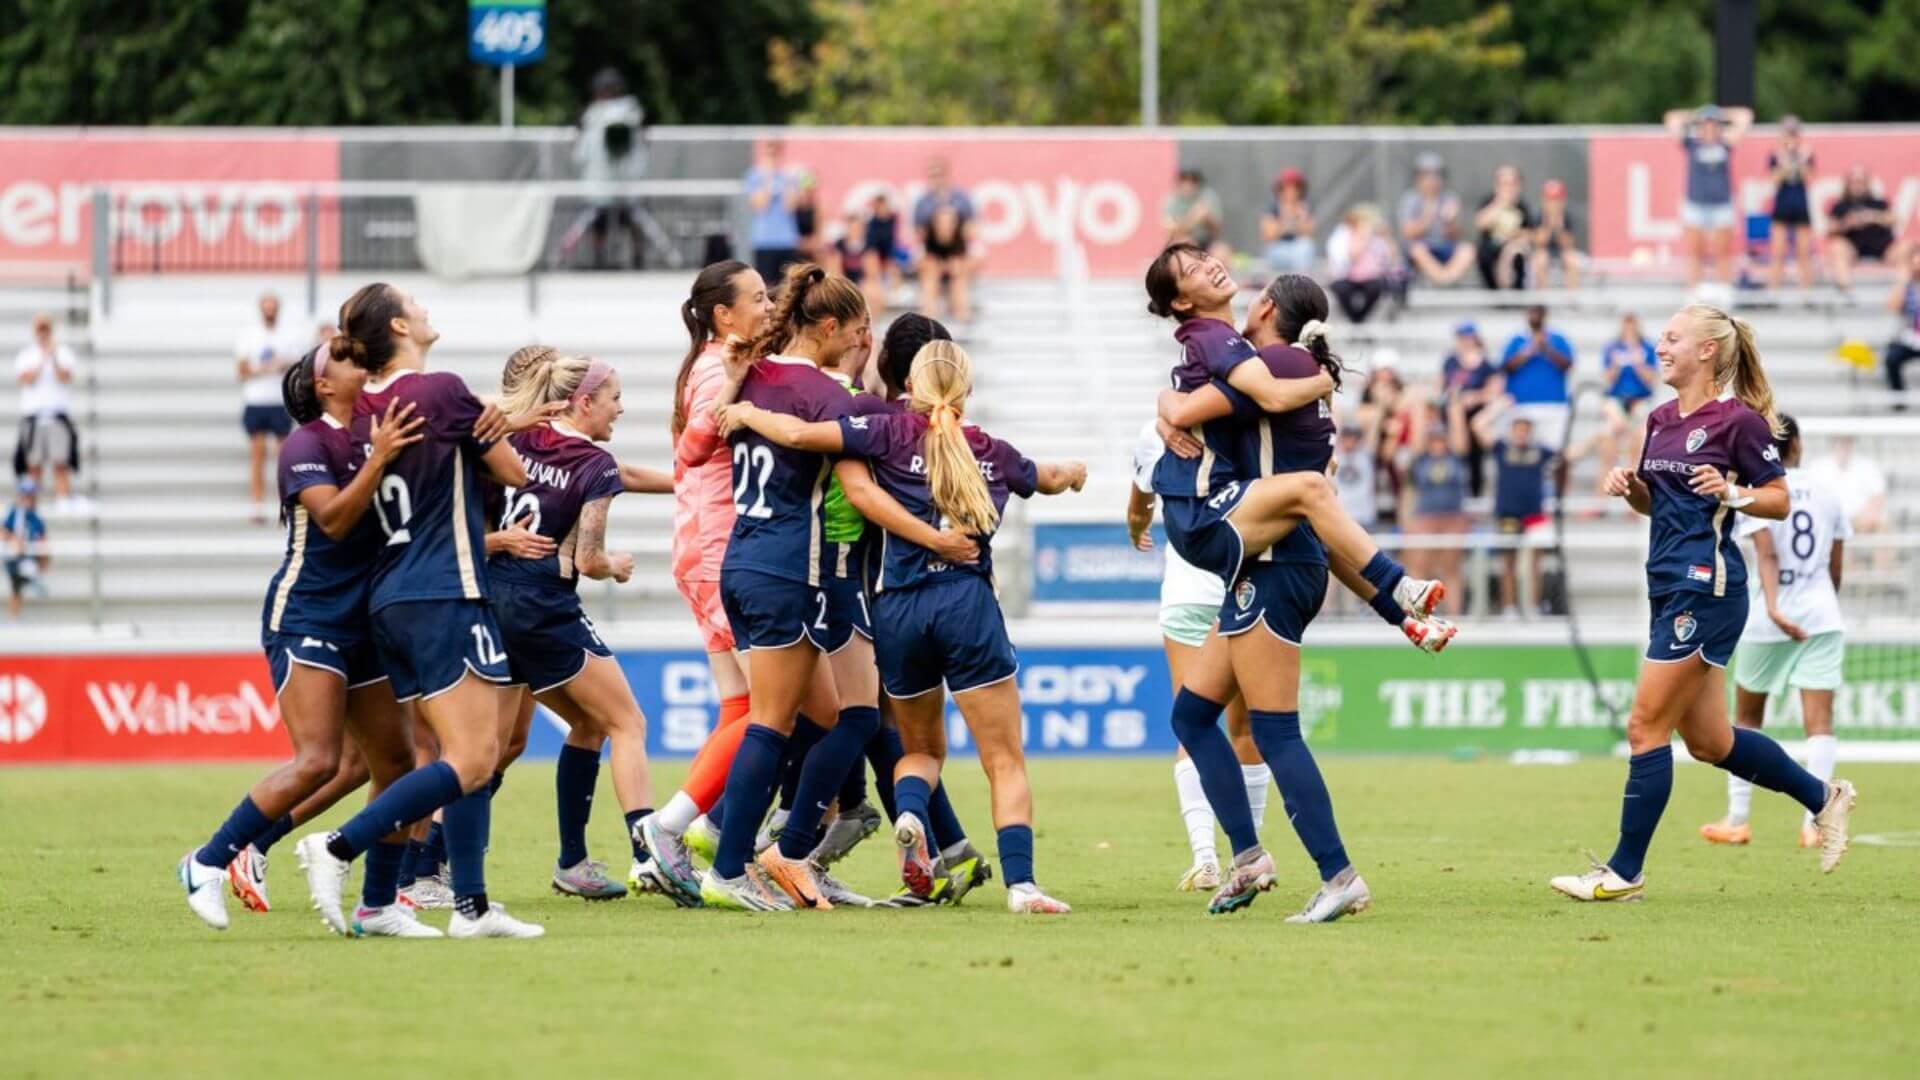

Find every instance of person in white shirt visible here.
[12,313,79,506]
[1703,417,1849,849]
[1807,434,1888,571]
[1127,418,1269,892]
[235,292,303,517]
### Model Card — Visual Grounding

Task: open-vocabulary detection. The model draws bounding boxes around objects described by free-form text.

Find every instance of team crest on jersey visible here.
[1685,428,1708,453]
[1673,613,1698,642]
[1234,578,1256,612]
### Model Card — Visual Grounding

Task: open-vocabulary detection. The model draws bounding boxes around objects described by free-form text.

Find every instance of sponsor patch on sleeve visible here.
[1687,564,1714,583]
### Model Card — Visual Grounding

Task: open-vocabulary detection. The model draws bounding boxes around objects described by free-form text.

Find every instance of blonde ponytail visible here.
[502,344,557,396]
[500,351,594,418]
[1683,303,1781,436]
[908,341,997,535]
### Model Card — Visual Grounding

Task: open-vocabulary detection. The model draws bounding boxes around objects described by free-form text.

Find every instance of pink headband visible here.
[572,358,614,405]
[311,346,327,382]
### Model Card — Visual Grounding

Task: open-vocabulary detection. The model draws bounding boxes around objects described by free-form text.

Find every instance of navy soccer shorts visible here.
[872,575,1018,699]
[1645,589,1748,669]
[1160,485,1248,586]
[721,567,835,652]
[491,582,613,694]
[1218,561,1329,646]
[370,599,512,702]
[263,630,386,694]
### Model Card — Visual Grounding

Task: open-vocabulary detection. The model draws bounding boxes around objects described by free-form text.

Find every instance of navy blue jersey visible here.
[1637,398,1785,598]
[488,422,626,593]
[1492,439,1554,519]
[262,415,380,639]
[351,369,492,613]
[836,410,1038,593]
[1151,318,1260,500]
[1228,343,1332,566]
[720,355,852,588]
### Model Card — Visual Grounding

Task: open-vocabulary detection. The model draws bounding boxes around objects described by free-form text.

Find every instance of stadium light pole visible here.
[1140,0,1159,127]
[1714,0,1756,108]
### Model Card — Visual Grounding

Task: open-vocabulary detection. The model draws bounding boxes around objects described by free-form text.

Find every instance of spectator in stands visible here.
[914,157,976,324]
[825,209,864,280]
[1663,103,1753,289]
[1163,169,1228,259]
[1358,360,1408,525]
[1440,321,1500,495]
[1473,165,1535,289]
[1884,246,1920,406]
[13,313,79,509]
[1260,168,1316,274]
[1334,416,1381,531]
[1530,179,1582,288]
[236,291,302,521]
[792,170,821,267]
[1325,204,1402,324]
[1766,115,1817,290]
[1472,398,1556,617]
[1828,165,1902,292]
[1598,312,1660,480]
[743,138,802,284]
[1399,392,1471,614]
[1498,305,1574,449]
[570,68,649,269]
[860,192,903,317]
[1399,153,1474,286]
[3,477,48,618]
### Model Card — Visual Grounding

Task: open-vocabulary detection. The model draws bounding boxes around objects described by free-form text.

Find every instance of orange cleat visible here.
[1699,819,1752,845]
[1799,823,1820,849]
[754,847,833,910]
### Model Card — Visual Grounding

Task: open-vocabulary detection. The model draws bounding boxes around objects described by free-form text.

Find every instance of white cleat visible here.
[400,875,455,911]
[351,903,444,939]
[1550,854,1643,903]
[179,853,230,930]
[1813,779,1857,873]
[294,833,351,935]
[754,808,788,856]
[1285,870,1372,924]
[1006,881,1072,915]
[813,865,874,908]
[1176,861,1221,892]
[448,902,545,939]
[1393,576,1445,620]
[227,844,270,913]
[1402,615,1458,654]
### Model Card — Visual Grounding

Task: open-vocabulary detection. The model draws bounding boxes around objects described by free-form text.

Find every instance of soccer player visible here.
[719,339,1087,914]
[179,346,424,932]
[1702,415,1850,849]
[1552,305,1856,903]
[294,283,549,939]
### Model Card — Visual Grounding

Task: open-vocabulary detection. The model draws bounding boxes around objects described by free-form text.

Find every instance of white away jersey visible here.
[1738,467,1851,642]
[1132,420,1226,610]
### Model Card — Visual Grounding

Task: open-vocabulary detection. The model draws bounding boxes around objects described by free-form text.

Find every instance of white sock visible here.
[655,791,700,835]
[1726,773,1753,826]
[1803,734,1838,826]
[1173,758,1218,866]
[1242,763,1273,829]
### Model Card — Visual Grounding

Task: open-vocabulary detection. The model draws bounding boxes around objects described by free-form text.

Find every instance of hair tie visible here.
[1298,319,1328,346]
[572,358,614,406]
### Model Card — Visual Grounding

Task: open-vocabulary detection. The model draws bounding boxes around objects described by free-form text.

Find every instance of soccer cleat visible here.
[1699,819,1752,845]
[351,903,444,939]
[1005,881,1071,915]
[552,859,628,901]
[227,844,270,913]
[448,902,545,939]
[942,843,994,905]
[756,847,833,910]
[812,800,885,866]
[1284,871,1372,924]
[1207,849,1278,916]
[639,816,705,907]
[179,853,231,930]
[1394,576,1445,620]
[627,857,672,899]
[1812,779,1857,873]
[894,813,939,899]
[754,808,788,856]
[1177,861,1222,892]
[879,878,951,907]
[1799,823,1820,850]
[294,833,351,935]
[700,870,791,912]
[685,815,719,865]
[814,866,874,908]
[400,875,455,911]
[1402,615,1458,654]
[1549,855,1644,902]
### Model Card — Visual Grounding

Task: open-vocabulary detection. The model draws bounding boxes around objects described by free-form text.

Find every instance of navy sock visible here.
[713,724,789,880]
[443,784,492,900]
[489,771,506,797]
[1359,551,1405,597]
[194,795,274,869]
[361,840,406,909]
[928,782,967,850]
[329,761,463,860]
[423,819,446,870]
[865,725,904,821]
[838,754,870,811]
[894,774,933,832]
[1249,711,1350,882]
[779,714,827,811]
[1606,746,1673,881]
[626,809,652,863]
[781,707,882,859]
[555,744,600,869]
[707,794,728,831]
[1716,727,1828,814]
[1168,689,1260,856]
[397,839,429,889]
[253,814,295,856]
[997,824,1035,886]
[1367,590,1407,625]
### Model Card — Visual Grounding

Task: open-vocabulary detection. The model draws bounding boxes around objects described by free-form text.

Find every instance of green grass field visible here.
[4,757,1916,1078]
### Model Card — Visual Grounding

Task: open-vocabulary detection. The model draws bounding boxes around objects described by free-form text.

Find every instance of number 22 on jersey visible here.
[733,443,774,519]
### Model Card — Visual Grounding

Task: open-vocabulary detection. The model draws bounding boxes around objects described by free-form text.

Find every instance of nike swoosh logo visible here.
[1669,644,1691,650]
[1592,882,1640,900]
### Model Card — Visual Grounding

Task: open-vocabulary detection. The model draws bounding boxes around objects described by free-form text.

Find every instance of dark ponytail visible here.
[332,282,405,374]
[1144,242,1206,320]
[282,347,322,425]
[732,262,864,370]
[878,313,951,400]
[672,259,751,437]
[1263,273,1345,391]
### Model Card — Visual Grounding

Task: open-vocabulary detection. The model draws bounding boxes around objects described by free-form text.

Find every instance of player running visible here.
[1700,414,1850,849]
[1552,305,1856,903]
[720,339,1088,914]
[179,346,423,931]
[294,283,549,939]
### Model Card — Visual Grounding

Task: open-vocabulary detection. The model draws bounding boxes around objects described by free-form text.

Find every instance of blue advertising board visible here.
[469,0,546,65]
[1031,521,1165,604]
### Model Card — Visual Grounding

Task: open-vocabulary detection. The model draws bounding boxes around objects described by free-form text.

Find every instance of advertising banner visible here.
[0,653,290,764]
[1031,522,1166,604]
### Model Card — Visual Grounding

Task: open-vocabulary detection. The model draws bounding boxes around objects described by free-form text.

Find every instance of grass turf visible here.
[3,757,1916,1078]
